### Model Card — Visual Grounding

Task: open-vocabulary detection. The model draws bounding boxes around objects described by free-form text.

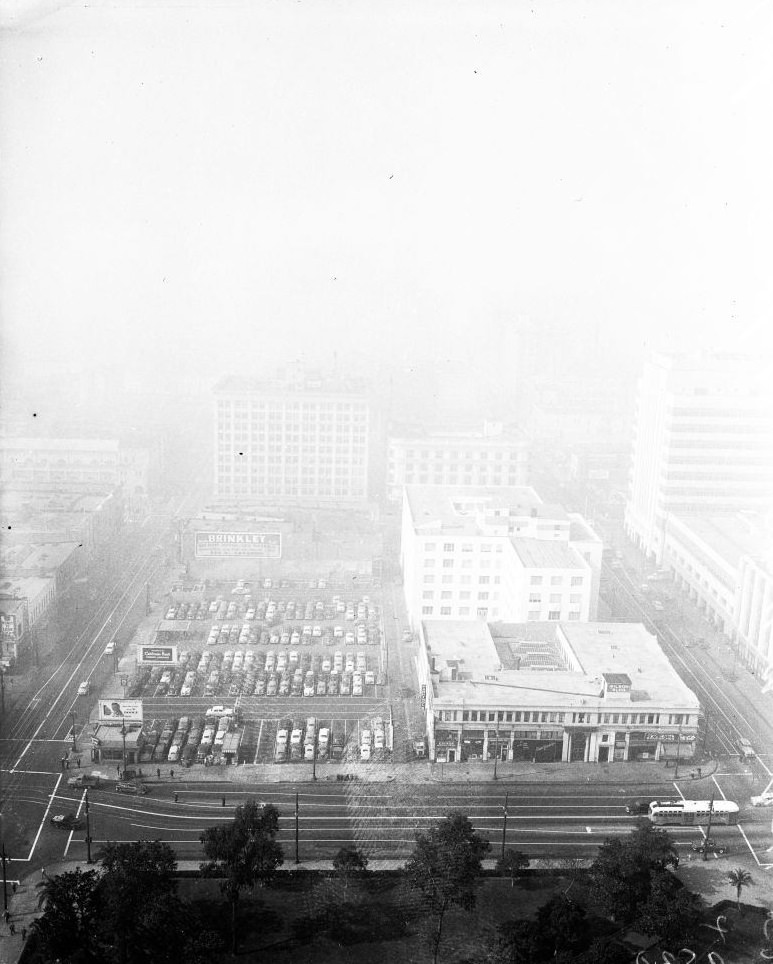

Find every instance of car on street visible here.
[77,681,90,696]
[750,792,773,807]
[51,814,80,829]
[104,641,116,655]
[691,838,726,854]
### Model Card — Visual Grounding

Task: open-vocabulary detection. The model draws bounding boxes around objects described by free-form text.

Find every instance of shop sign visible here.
[194,531,282,559]
[644,732,695,743]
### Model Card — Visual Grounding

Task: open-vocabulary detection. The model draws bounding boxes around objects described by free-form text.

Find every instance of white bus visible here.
[648,799,739,826]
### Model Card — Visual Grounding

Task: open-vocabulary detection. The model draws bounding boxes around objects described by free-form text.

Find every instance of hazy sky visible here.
[2,0,772,387]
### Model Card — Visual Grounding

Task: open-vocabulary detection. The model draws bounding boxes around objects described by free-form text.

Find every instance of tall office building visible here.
[213,374,370,504]
[625,352,773,562]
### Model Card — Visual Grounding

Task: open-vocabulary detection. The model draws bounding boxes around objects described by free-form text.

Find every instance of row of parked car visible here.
[202,619,381,649]
[126,647,381,700]
[165,595,380,626]
[139,712,237,766]
[275,716,344,762]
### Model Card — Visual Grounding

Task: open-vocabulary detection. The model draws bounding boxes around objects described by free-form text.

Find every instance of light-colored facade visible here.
[419,620,700,764]
[662,511,773,686]
[386,422,528,502]
[401,485,602,628]
[625,352,773,563]
[0,437,120,489]
[213,376,370,504]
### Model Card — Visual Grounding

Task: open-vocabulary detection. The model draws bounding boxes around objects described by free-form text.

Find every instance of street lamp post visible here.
[703,796,715,862]
[84,791,93,864]
[1,843,8,911]
[493,729,500,781]
[120,718,127,779]
[71,711,77,751]
[674,725,682,778]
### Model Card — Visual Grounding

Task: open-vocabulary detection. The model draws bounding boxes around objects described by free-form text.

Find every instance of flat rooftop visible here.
[405,485,567,535]
[423,620,699,709]
[511,539,583,570]
[670,513,768,569]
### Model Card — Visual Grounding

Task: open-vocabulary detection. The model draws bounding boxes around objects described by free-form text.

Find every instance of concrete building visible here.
[1,541,85,593]
[418,620,700,764]
[0,437,120,490]
[386,421,529,502]
[661,511,773,686]
[625,352,773,563]
[0,575,55,662]
[213,374,370,504]
[400,485,602,628]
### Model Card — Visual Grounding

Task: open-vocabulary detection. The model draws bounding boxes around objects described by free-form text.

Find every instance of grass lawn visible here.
[179,872,573,963]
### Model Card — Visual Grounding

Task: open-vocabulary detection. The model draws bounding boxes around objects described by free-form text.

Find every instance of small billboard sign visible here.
[139,645,178,664]
[98,699,143,723]
[194,531,282,559]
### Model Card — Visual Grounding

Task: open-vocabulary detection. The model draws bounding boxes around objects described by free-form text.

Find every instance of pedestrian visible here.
[12,882,17,894]
[9,922,15,935]
[41,868,47,880]
[21,927,26,941]
[77,758,81,768]
[156,767,161,779]
[170,769,174,779]
[65,760,70,769]
[174,792,179,803]
[117,766,121,776]
[3,910,10,924]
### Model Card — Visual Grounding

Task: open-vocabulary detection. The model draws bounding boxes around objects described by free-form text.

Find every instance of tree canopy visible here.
[200,798,284,953]
[405,811,490,964]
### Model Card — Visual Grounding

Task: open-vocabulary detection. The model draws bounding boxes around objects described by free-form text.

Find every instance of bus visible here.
[648,800,739,826]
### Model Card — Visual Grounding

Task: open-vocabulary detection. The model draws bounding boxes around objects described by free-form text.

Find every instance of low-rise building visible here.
[401,485,602,627]
[418,620,700,764]
[386,421,529,502]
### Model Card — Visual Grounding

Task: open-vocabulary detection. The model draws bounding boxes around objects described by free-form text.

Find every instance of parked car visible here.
[750,792,773,807]
[625,799,652,815]
[51,814,80,829]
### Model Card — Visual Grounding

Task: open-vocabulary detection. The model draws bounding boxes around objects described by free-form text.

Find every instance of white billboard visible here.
[139,645,178,664]
[98,699,144,723]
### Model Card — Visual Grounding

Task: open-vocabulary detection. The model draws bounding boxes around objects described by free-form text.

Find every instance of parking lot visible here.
[117,581,396,767]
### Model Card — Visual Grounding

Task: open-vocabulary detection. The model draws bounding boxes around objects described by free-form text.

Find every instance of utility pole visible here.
[501,792,509,861]
[493,730,499,781]
[294,791,300,865]
[71,710,77,751]
[120,718,127,779]
[0,669,5,716]
[85,791,93,863]
[1,843,7,911]
[703,795,715,861]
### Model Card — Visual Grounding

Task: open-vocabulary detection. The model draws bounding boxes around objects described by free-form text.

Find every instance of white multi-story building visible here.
[213,375,370,504]
[386,422,529,502]
[0,438,120,489]
[418,619,700,764]
[625,351,773,563]
[661,511,773,685]
[401,485,602,628]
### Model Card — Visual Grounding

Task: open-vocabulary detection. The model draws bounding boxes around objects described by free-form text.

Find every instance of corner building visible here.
[417,620,700,764]
[213,375,370,504]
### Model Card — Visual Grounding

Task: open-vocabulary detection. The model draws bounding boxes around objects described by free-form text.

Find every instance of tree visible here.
[405,811,491,964]
[496,848,530,888]
[32,867,103,963]
[200,799,284,954]
[494,918,542,964]
[589,822,678,923]
[535,893,588,960]
[332,846,369,899]
[98,839,179,964]
[726,867,754,914]
[634,867,704,945]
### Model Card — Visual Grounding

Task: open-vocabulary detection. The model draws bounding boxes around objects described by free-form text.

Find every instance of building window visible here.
[571,576,584,586]
[462,543,473,553]
[423,575,435,584]
[462,711,469,721]
[459,591,471,600]
[570,594,582,604]
[422,591,433,599]
[441,574,453,584]
[459,606,470,616]
[527,611,540,620]
[568,612,580,620]
[548,611,560,620]
[443,559,454,568]
[422,606,434,615]
[441,591,452,599]
[550,576,562,586]
[549,594,561,603]
[424,559,435,567]
[443,543,455,552]
[424,542,436,551]
[478,592,489,600]
[530,575,543,585]
[440,607,452,615]
[479,575,490,584]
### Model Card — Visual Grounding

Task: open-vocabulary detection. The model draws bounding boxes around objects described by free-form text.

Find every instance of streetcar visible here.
[648,800,739,826]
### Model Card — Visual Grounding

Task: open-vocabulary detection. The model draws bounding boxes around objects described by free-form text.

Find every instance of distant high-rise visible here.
[625,351,773,562]
[213,374,370,504]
